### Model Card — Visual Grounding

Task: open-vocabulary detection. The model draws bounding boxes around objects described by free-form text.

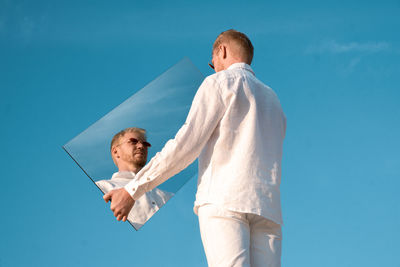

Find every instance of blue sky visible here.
[1,1,399,266]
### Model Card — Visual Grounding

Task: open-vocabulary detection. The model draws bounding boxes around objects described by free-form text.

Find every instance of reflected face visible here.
[115,132,149,168]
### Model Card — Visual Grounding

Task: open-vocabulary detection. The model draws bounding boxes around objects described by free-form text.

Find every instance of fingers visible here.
[103,192,112,203]
[103,189,134,223]
[115,211,128,222]
[113,207,127,221]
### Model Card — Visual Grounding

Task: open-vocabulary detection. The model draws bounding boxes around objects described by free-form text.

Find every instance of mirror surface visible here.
[63,58,204,230]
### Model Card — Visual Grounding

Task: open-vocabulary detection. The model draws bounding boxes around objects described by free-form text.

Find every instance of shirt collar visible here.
[111,171,136,180]
[227,62,255,75]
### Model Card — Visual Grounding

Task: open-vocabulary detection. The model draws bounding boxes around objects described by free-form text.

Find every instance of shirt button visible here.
[132,188,135,191]
[152,202,156,205]
[147,178,150,181]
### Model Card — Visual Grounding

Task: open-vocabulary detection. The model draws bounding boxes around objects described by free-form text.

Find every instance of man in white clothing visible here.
[99,127,173,230]
[105,30,286,266]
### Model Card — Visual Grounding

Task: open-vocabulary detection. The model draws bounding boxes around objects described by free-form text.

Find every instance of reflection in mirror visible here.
[95,127,174,230]
[63,58,204,230]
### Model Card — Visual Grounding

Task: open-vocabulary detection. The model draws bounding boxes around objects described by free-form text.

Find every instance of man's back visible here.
[107,29,285,266]
[195,62,286,225]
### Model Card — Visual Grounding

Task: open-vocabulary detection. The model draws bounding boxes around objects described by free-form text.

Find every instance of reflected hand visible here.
[103,188,135,222]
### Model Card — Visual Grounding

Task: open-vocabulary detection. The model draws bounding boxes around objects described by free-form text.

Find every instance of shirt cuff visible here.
[124,175,156,200]
[124,181,142,200]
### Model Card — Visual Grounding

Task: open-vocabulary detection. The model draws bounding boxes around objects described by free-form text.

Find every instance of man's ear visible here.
[221,45,227,59]
[112,146,119,159]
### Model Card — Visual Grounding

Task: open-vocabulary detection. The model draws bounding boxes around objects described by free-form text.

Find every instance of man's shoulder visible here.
[204,67,259,94]
[95,179,114,193]
[202,69,238,91]
[206,68,238,81]
[209,63,255,81]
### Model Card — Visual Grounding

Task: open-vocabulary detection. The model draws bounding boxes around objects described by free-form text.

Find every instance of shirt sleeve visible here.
[124,76,228,200]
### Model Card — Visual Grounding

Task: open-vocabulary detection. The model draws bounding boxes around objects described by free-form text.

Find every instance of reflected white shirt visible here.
[96,171,174,230]
[125,63,286,225]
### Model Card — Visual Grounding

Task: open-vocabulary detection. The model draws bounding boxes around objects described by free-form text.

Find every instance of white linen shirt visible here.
[125,63,286,225]
[96,171,174,229]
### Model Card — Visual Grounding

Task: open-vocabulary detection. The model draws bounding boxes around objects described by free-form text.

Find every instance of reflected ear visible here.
[112,146,119,158]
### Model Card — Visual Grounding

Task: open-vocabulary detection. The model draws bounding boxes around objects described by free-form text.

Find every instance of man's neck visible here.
[118,165,142,174]
[225,59,248,69]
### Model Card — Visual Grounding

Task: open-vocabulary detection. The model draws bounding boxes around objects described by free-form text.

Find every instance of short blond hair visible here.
[110,127,147,152]
[213,29,254,64]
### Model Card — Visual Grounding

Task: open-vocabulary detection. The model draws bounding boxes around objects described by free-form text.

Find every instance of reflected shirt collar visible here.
[227,62,255,75]
[111,171,136,180]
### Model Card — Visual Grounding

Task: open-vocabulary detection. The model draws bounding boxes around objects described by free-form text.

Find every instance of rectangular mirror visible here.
[63,57,204,230]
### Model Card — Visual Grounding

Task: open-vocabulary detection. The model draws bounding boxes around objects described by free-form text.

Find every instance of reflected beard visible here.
[121,152,146,169]
[133,157,146,168]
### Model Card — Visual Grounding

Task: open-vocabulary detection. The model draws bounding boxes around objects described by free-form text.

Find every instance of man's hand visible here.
[103,188,135,222]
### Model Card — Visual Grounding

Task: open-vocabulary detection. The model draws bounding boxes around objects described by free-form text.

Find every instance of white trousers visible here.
[198,204,282,267]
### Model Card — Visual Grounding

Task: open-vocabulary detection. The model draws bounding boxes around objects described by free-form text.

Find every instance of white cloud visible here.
[306,40,392,75]
[307,40,390,54]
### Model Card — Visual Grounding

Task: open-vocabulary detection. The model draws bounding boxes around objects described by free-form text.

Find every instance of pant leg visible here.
[248,214,282,267]
[198,204,251,267]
